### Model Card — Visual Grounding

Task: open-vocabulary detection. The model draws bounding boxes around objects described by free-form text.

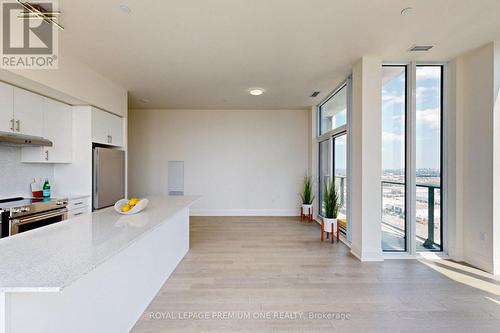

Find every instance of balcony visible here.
[381,180,441,252]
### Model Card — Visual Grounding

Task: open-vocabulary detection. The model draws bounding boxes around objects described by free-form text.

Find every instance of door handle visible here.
[15,120,20,132]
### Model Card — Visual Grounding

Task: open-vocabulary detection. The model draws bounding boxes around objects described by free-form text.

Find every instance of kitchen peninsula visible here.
[0,196,199,333]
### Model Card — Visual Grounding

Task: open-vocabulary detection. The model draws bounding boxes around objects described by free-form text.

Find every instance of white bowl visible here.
[114,198,149,215]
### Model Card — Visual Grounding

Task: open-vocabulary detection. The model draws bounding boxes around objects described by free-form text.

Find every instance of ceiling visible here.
[58,0,500,110]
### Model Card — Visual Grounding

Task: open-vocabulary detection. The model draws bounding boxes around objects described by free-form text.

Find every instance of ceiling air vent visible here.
[310,91,320,98]
[408,45,434,52]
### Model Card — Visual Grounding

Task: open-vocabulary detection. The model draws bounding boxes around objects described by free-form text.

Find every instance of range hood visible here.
[0,132,53,147]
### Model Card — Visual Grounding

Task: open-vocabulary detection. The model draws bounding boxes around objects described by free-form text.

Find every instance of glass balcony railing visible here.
[381,180,441,251]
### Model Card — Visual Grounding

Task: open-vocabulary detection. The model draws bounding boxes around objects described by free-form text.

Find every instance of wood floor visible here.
[131,217,500,332]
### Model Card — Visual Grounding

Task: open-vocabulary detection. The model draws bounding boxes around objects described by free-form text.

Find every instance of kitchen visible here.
[0,80,125,237]
[0,68,196,332]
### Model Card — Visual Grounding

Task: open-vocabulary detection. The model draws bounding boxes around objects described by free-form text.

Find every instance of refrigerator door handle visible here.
[93,148,99,210]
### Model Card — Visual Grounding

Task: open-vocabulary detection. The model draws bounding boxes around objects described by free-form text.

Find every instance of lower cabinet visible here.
[66,196,91,220]
[22,98,73,163]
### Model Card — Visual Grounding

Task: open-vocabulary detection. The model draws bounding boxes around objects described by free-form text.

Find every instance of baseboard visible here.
[190,209,298,217]
[350,244,384,262]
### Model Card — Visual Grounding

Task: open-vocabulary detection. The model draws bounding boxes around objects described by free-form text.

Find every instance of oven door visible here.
[10,208,68,235]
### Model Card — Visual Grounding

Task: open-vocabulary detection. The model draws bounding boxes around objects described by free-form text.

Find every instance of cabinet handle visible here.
[10,119,14,131]
[15,120,20,132]
[45,150,49,161]
[107,135,112,144]
[73,212,84,216]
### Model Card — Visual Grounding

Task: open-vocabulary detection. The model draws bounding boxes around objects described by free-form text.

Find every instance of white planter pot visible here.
[302,204,313,215]
[322,217,337,233]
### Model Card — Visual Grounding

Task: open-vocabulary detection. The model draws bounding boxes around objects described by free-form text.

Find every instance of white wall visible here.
[128,109,309,216]
[450,42,497,273]
[0,146,54,198]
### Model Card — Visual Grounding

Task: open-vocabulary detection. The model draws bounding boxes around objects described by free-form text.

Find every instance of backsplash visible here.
[0,146,54,198]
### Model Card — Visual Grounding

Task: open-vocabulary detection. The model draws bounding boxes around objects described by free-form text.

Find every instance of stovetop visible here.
[0,197,60,209]
[0,197,68,218]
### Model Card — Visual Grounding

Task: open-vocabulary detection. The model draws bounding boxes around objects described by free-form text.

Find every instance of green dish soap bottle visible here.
[42,179,51,198]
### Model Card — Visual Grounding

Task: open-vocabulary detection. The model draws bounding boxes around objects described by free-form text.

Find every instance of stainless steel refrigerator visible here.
[93,147,125,210]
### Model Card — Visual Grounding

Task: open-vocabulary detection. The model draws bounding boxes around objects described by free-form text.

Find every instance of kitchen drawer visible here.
[68,197,90,211]
[68,207,89,219]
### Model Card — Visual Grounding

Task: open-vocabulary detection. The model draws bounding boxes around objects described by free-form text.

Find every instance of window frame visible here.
[382,62,447,256]
[316,77,352,242]
[381,64,409,252]
[317,81,348,137]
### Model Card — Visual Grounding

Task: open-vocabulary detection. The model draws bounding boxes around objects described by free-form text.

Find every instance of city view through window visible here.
[382,65,442,252]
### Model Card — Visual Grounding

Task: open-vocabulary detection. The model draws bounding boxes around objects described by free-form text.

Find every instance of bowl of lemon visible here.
[114,197,149,215]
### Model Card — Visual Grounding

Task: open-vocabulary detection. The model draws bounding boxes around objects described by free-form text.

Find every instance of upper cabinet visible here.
[91,108,124,147]
[13,87,44,137]
[1,84,44,137]
[21,98,73,163]
[0,82,14,133]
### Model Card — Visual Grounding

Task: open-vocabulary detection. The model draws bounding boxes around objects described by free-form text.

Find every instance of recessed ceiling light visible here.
[139,98,149,103]
[400,7,414,16]
[249,88,265,96]
[119,4,131,14]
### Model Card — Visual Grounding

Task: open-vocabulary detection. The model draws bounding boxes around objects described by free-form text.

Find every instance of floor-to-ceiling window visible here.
[318,80,351,240]
[415,65,443,251]
[381,66,407,251]
[381,64,444,253]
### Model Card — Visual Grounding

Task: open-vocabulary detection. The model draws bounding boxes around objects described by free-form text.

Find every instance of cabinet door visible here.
[13,87,43,137]
[110,114,124,147]
[91,108,109,145]
[43,98,72,162]
[0,82,14,133]
[21,98,72,163]
[92,108,123,147]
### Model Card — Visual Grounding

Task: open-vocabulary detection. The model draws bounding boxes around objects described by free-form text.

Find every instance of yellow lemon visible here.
[128,198,139,206]
[121,205,130,212]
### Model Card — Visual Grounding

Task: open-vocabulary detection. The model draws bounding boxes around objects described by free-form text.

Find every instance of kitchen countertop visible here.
[0,195,199,293]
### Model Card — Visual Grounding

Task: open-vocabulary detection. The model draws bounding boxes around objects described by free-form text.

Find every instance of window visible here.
[381,66,407,252]
[318,139,332,216]
[317,78,351,241]
[319,84,347,135]
[381,64,444,253]
[415,66,443,252]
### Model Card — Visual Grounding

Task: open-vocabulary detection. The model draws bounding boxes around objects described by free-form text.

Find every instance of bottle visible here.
[42,179,51,198]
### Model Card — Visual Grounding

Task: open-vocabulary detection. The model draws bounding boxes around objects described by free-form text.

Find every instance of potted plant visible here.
[322,178,339,242]
[299,174,315,221]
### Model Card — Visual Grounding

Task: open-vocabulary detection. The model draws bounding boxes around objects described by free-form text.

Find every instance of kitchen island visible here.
[0,196,199,333]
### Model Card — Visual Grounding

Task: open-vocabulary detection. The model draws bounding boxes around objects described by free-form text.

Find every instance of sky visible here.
[382,66,441,172]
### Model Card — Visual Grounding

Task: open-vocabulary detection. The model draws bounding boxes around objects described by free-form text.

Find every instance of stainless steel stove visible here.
[0,197,68,238]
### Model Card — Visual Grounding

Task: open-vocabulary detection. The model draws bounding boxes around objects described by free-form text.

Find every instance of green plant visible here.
[299,174,315,205]
[323,178,339,219]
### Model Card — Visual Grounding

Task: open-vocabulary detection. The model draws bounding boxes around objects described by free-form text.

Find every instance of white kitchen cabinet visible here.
[66,196,91,219]
[13,87,44,137]
[21,98,73,163]
[91,107,123,147]
[0,82,14,133]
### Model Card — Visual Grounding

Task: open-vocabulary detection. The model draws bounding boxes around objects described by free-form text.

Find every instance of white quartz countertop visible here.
[0,196,199,293]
